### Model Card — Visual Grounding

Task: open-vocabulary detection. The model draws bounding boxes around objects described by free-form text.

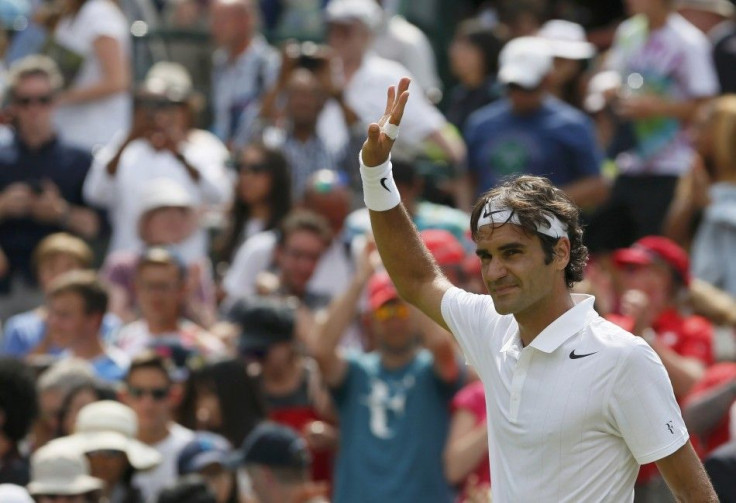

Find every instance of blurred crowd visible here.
[2,0,736,501]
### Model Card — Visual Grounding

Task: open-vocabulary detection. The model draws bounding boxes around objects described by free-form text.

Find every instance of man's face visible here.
[616,261,673,314]
[121,368,174,434]
[286,71,325,127]
[276,230,327,297]
[303,189,350,235]
[210,0,252,48]
[11,74,55,133]
[135,263,185,326]
[476,224,565,317]
[37,254,83,293]
[326,20,371,62]
[506,83,545,115]
[140,207,195,246]
[46,292,98,348]
[370,300,418,354]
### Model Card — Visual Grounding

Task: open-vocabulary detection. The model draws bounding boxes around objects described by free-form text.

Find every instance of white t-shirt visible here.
[317,53,446,160]
[441,289,688,503]
[53,0,131,151]
[133,423,195,502]
[82,132,231,257]
[604,13,718,176]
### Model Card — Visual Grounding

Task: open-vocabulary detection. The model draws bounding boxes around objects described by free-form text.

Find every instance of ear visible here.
[554,237,571,271]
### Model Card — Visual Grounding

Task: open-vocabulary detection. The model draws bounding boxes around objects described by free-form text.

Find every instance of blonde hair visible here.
[33,233,94,272]
[7,55,64,97]
[709,95,736,180]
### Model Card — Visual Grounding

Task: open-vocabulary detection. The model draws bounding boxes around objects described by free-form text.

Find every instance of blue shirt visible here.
[1,310,122,357]
[331,350,461,503]
[464,96,602,195]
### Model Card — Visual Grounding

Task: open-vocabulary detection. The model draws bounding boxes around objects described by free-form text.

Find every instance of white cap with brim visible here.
[138,178,195,216]
[325,0,382,31]
[27,440,104,496]
[537,20,596,60]
[498,36,553,89]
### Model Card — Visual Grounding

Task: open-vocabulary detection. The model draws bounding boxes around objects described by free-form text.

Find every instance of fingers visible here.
[388,77,410,126]
[367,122,381,142]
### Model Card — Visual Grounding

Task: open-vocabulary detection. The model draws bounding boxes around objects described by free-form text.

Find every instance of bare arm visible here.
[682,381,736,438]
[649,339,705,399]
[443,408,488,484]
[560,176,610,210]
[362,78,454,328]
[656,442,717,502]
[689,279,736,327]
[57,36,130,105]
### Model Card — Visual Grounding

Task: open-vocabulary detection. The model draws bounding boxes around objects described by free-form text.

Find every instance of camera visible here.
[285,41,328,72]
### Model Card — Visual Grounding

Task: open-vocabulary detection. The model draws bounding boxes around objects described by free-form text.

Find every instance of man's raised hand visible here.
[360,77,410,167]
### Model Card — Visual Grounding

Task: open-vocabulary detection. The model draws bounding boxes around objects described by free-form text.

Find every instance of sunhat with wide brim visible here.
[27,439,104,496]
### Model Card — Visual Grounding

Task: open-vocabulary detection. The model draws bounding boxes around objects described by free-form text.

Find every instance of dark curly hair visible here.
[0,358,38,443]
[469,175,588,288]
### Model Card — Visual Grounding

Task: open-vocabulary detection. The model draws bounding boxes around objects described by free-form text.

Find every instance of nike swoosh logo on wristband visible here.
[380,178,391,192]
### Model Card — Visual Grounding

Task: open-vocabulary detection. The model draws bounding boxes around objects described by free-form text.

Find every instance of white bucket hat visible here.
[27,440,104,496]
[0,484,33,503]
[537,20,596,60]
[71,400,162,471]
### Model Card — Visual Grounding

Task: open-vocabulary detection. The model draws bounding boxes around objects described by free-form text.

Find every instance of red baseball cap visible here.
[420,229,465,267]
[368,271,400,311]
[612,236,691,286]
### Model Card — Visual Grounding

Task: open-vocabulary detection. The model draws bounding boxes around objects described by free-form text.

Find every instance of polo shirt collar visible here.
[528,294,596,354]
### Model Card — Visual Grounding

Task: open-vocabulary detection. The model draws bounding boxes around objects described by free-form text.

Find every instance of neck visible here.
[516,289,575,347]
[146,317,179,334]
[380,346,417,369]
[647,7,670,30]
[463,71,485,88]
[139,422,170,445]
[71,333,105,360]
[19,127,54,149]
[228,37,251,61]
[262,361,295,383]
[292,122,317,142]
[249,203,271,221]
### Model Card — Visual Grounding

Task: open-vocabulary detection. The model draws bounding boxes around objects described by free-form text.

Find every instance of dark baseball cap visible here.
[227,297,297,354]
[233,422,311,469]
[177,432,234,475]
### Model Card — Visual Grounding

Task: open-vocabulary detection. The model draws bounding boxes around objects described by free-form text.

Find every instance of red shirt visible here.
[450,380,490,501]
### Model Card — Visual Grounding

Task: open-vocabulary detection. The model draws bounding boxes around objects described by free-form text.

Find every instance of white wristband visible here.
[359,152,401,211]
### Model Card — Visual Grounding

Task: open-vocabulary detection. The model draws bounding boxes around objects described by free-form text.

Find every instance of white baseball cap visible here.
[70,401,162,471]
[27,439,104,496]
[138,177,195,216]
[498,36,553,89]
[325,0,382,31]
[537,20,596,60]
[678,0,735,17]
[0,485,33,503]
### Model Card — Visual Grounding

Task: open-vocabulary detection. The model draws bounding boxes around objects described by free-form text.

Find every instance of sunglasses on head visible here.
[14,94,53,107]
[128,385,170,401]
[373,303,410,322]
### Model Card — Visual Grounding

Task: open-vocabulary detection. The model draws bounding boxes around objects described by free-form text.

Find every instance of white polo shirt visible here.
[441,288,688,503]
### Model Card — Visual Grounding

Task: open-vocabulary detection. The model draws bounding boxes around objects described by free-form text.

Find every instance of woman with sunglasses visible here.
[215,142,292,270]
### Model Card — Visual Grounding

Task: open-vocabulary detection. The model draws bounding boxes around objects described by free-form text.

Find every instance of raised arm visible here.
[360,78,453,329]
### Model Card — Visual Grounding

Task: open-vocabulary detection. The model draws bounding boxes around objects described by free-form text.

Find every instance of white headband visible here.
[477,200,568,239]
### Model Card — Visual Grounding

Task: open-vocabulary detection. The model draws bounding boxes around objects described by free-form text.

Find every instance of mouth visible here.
[491,284,518,295]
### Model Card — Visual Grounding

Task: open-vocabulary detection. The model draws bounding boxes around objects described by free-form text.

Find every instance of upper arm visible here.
[412,275,455,332]
[93,36,129,88]
[656,442,717,502]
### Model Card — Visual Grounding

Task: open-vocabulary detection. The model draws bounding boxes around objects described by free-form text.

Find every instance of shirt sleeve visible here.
[222,231,277,300]
[677,30,720,98]
[81,0,128,41]
[440,287,498,373]
[608,339,689,465]
[83,147,118,208]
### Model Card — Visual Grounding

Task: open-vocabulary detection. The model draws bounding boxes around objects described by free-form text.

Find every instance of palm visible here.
[361,77,411,167]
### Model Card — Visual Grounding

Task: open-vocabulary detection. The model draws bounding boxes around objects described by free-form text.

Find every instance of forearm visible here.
[655,98,702,122]
[58,80,128,105]
[682,383,736,437]
[662,195,699,247]
[64,206,100,238]
[311,272,366,360]
[689,279,736,326]
[560,176,610,210]
[651,341,705,398]
[445,425,488,484]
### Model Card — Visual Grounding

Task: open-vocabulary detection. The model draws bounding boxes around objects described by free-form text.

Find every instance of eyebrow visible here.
[475,241,526,256]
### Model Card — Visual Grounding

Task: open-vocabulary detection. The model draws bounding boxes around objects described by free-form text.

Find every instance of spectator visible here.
[214,142,292,268]
[308,250,464,502]
[230,297,336,483]
[0,484,33,503]
[444,379,489,503]
[704,438,736,502]
[319,0,465,166]
[45,270,129,382]
[210,0,279,146]
[419,229,469,287]
[27,439,104,503]
[2,233,121,358]
[0,56,100,320]
[83,62,231,259]
[119,352,195,502]
[600,0,719,237]
[101,178,217,328]
[33,358,96,450]
[69,400,162,503]
[678,0,736,94]
[445,19,502,132]
[112,247,225,360]
[536,20,597,110]
[0,358,38,485]
[55,381,117,438]
[234,421,328,503]
[156,474,216,503]
[48,0,131,151]
[464,36,608,209]
[176,432,239,503]
[178,358,267,448]
[496,0,546,38]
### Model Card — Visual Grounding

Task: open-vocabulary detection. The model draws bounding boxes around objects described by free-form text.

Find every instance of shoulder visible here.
[465,100,511,130]
[544,98,592,128]
[78,0,125,24]
[668,13,711,48]
[613,14,648,41]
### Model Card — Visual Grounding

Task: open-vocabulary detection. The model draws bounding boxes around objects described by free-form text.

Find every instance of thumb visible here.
[367,123,381,142]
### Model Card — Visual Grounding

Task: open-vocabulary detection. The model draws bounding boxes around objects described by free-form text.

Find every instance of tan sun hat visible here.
[27,439,104,496]
[71,400,162,471]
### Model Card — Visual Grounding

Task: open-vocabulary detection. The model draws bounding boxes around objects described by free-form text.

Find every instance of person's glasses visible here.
[237,162,270,175]
[373,303,410,322]
[14,94,54,107]
[87,449,126,458]
[128,386,170,401]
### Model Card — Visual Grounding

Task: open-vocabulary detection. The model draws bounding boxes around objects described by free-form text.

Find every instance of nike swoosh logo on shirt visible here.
[569,350,598,359]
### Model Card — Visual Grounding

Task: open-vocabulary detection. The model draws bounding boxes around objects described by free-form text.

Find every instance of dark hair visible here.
[0,358,38,443]
[126,351,173,386]
[217,143,293,264]
[276,210,332,248]
[178,359,267,447]
[55,382,117,437]
[454,19,503,77]
[469,175,588,287]
[46,270,109,316]
[157,474,217,503]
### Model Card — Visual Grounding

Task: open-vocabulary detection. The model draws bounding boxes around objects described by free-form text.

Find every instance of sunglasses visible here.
[14,94,53,107]
[87,449,126,458]
[128,385,170,401]
[373,303,410,322]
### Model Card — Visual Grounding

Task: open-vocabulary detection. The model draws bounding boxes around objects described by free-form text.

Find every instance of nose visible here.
[483,257,508,283]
